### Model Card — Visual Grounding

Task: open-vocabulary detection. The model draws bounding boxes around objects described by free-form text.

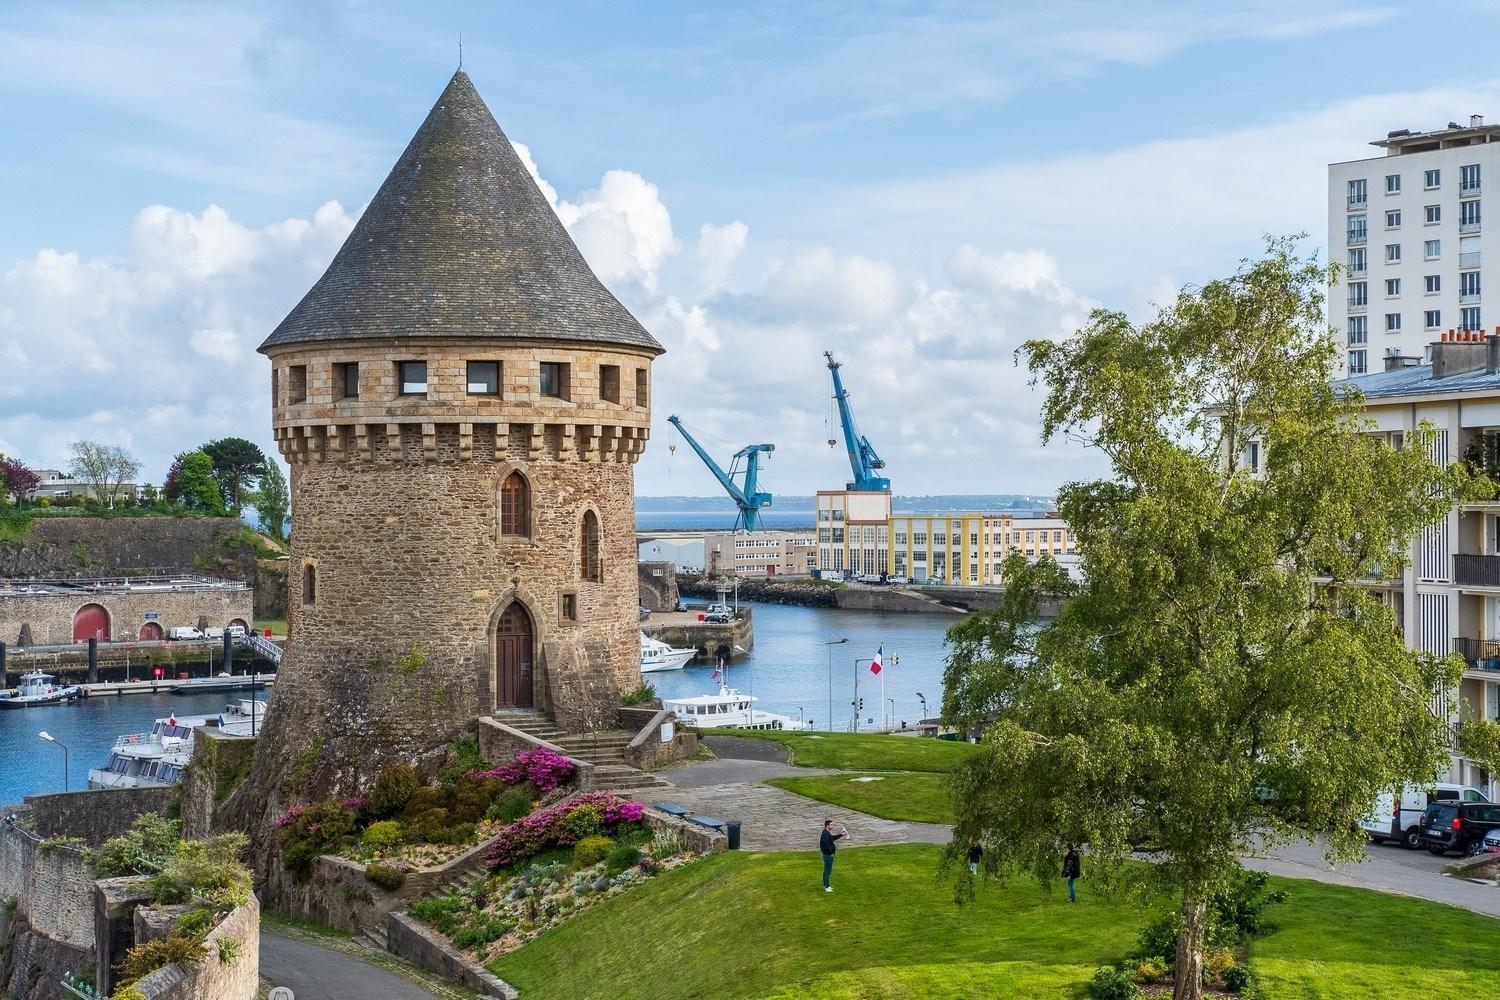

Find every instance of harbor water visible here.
[649,600,958,733]
[0,689,267,805]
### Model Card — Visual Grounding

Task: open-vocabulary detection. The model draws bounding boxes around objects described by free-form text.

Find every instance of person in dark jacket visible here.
[820,819,846,891]
[1062,846,1081,902]
[967,841,983,876]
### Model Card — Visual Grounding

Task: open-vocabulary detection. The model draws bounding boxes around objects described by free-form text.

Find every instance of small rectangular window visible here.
[1386,173,1402,194]
[1386,209,1401,228]
[336,362,359,400]
[1386,312,1402,332]
[1348,349,1368,374]
[1425,168,1441,189]
[1462,163,1481,192]
[1462,306,1482,330]
[560,592,578,623]
[467,360,500,396]
[599,364,620,403]
[287,365,307,404]
[1347,178,1367,205]
[271,368,279,408]
[635,368,649,407]
[1425,274,1441,294]
[398,360,428,395]
[1425,239,1441,260]
[1385,243,1401,262]
[1385,278,1401,296]
[1424,309,1441,330]
[540,362,569,399]
[1425,204,1441,224]
[1461,270,1482,297]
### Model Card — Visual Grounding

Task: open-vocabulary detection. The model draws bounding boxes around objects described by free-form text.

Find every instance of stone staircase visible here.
[496,711,671,795]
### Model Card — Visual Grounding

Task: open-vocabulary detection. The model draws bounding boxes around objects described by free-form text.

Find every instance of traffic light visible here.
[857,698,864,711]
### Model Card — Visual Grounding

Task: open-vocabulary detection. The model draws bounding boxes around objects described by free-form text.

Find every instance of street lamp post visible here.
[888,698,895,731]
[38,731,68,792]
[916,692,928,728]
[823,638,848,733]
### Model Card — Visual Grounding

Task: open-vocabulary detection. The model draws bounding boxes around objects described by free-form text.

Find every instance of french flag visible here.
[869,646,883,675]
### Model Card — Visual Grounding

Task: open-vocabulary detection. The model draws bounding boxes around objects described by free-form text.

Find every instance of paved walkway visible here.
[261,931,445,1000]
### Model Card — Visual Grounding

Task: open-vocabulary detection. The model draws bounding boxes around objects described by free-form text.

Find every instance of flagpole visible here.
[880,659,886,732]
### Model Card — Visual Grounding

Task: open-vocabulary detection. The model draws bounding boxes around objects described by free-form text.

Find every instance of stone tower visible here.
[244,71,661,826]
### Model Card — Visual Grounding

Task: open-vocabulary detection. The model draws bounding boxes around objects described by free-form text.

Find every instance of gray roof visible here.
[260,71,662,354]
[1337,363,1500,400]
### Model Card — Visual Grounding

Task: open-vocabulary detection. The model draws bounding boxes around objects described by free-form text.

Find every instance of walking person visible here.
[1062,845,1081,903]
[820,819,846,892]
[967,840,983,876]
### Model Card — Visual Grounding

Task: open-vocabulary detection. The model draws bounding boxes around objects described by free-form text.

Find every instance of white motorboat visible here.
[640,632,696,673]
[215,699,267,735]
[88,714,206,789]
[662,685,808,730]
[0,672,83,708]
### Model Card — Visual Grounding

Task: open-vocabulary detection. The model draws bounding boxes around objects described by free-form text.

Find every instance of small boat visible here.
[88,714,205,789]
[0,672,83,708]
[662,685,808,730]
[640,632,696,673]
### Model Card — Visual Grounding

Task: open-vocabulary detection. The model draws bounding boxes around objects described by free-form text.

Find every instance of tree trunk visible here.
[1173,895,1206,1000]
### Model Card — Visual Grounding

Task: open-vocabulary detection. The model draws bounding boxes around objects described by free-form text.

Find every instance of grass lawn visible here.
[705,728,976,772]
[489,843,1500,1000]
[254,619,287,636]
[767,772,954,824]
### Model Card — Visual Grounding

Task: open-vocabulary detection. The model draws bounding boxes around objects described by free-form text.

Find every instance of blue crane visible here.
[666,416,775,532]
[824,351,890,491]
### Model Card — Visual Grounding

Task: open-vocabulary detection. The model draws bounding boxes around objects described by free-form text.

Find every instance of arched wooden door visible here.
[73,603,110,642]
[139,621,164,641]
[494,603,534,708]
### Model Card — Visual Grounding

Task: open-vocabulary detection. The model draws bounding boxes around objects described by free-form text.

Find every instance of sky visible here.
[3,0,1499,498]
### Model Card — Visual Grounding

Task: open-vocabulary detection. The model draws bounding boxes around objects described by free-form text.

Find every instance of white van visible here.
[168,627,204,641]
[204,627,226,640]
[1361,783,1489,848]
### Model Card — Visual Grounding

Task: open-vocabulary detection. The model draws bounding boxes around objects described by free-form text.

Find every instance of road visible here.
[260,931,443,1000]
[1245,836,1500,917]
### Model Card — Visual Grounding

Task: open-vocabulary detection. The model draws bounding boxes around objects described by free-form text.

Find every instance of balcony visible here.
[1348,195,1368,210]
[1347,231,1368,246]
[1461,251,1482,268]
[1461,221,1482,234]
[1462,182,1482,195]
[1461,291,1482,304]
[1453,637,1500,673]
[1455,553,1500,587]
[1348,297,1368,310]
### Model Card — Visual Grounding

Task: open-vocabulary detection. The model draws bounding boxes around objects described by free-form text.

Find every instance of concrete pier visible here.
[641,608,753,663]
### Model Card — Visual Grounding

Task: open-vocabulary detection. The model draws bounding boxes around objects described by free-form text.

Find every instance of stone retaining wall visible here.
[0,517,244,580]
[21,786,174,846]
[637,561,678,612]
[619,706,697,771]
[0,822,98,949]
[127,895,259,1000]
[180,730,257,839]
[477,717,596,789]
[387,912,518,998]
[0,585,252,648]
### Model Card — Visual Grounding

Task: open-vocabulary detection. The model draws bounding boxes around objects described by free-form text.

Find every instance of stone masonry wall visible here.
[0,823,97,949]
[128,895,258,1000]
[0,517,243,579]
[637,561,678,612]
[0,585,252,647]
[22,786,175,846]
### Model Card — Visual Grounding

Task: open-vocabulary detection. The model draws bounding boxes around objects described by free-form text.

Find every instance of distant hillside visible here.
[635,495,1056,513]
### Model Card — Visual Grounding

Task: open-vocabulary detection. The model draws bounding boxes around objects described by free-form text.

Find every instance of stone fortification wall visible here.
[127,895,258,1000]
[22,786,175,846]
[0,517,243,580]
[637,561,678,612]
[0,823,97,966]
[0,584,253,647]
[180,730,256,840]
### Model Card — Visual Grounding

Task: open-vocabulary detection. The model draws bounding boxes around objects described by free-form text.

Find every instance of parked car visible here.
[638,607,652,621]
[204,627,226,639]
[855,573,883,585]
[1418,800,1500,856]
[1360,782,1489,849]
[226,625,247,637]
[887,575,911,586]
[704,612,733,624]
[674,601,689,613]
[706,604,732,616]
[167,627,204,641]
[817,570,845,583]
[1483,828,1500,854]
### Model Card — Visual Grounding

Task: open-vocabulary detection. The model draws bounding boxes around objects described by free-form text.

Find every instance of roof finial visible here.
[458,31,463,70]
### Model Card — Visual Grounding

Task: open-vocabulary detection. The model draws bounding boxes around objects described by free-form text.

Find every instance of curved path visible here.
[261,930,446,1000]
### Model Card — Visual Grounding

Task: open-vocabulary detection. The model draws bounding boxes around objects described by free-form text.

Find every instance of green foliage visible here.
[562,804,604,841]
[1222,965,1253,992]
[216,936,239,966]
[175,906,219,940]
[361,820,405,853]
[38,835,83,853]
[110,986,149,1000]
[487,789,534,823]
[944,239,1477,997]
[255,459,290,540]
[117,932,203,985]
[286,735,324,794]
[1203,945,1235,980]
[1088,966,1138,1000]
[279,801,357,875]
[0,510,32,543]
[605,844,642,874]
[1130,957,1168,984]
[201,437,267,517]
[153,833,251,907]
[410,893,468,935]
[439,736,484,786]
[365,862,407,891]
[621,682,657,706]
[451,914,509,950]
[398,643,429,675]
[166,450,225,515]
[92,813,181,877]
[371,763,420,819]
[572,835,615,868]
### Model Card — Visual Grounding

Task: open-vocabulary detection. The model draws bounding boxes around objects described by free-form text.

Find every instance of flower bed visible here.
[411,820,697,964]
[486,792,646,869]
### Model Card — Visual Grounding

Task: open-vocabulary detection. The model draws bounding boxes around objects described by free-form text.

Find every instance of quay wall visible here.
[0,517,244,580]
[677,575,1064,618]
[640,611,752,664]
[0,586,252,648]
[637,561,678,612]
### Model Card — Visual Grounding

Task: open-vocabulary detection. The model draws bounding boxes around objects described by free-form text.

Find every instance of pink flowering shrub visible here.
[275,805,307,829]
[486,792,648,869]
[471,748,576,793]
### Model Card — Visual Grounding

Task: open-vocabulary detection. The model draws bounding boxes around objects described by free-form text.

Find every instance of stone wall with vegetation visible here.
[0,821,96,999]
[0,516,244,579]
[180,731,257,840]
[126,895,258,1000]
[20,786,175,846]
[637,560,678,612]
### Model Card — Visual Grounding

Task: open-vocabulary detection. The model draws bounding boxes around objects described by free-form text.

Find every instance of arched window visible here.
[500,471,530,537]
[303,563,316,606]
[580,510,601,582]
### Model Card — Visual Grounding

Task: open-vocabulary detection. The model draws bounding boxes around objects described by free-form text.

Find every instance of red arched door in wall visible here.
[73,604,110,642]
[139,622,164,641]
[229,619,249,632]
[494,603,534,709]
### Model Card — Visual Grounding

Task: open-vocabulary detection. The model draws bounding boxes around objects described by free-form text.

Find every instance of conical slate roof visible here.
[259,71,662,354]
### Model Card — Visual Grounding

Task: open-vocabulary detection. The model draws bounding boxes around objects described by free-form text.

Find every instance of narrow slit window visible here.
[303,563,316,606]
[500,471,530,538]
[581,510,601,582]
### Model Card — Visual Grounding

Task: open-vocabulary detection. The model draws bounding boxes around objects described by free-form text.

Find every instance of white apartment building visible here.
[1342,334,1500,797]
[702,529,817,577]
[816,490,892,577]
[1329,116,1499,376]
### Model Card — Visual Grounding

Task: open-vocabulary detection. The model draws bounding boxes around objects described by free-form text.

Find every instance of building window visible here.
[1347,316,1368,344]
[302,563,316,606]
[467,361,500,396]
[1385,243,1401,263]
[1462,163,1481,192]
[635,369,649,407]
[1385,278,1401,297]
[398,360,427,395]
[287,365,307,404]
[1385,312,1402,333]
[599,364,620,403]
[500,471,530,538]
[1247,442,1260,474]
[560,592,578,623]
[1461,270,1482,299]
[1425,310,1441,330]
[1424,239,1441,260]
[1462,199,1482,229]
[1348,350,1368,374]
[1347,216,1367,243]
[580,510,601,582]
[540,362,569,399]
[335,362,359,400]
[1348,247,1367,273]
[1386,173,1402,194]
[1425,168,1441,189]
[894,532,906,545]
[1462,306,1482,331]
[1348,281,1367,307]
[1425,274,1441,294]
[832,528,844,543]
[271,368,279,408]
[1425,204,1441,224]
[1386,209,1401,229]
[1347,178,1367,206]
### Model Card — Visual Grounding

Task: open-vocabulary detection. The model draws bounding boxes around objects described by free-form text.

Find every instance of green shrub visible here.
[216,936,239,966]
[365,862,406,891]
[279,801,358,875]
[371,764,420,820]
[572,835,615,868]
[175,906,219,940]
[605,844,642,874]
[562,803,604,840]
[409,893,468,935]
[621,682,657,706]
[439,737,484,787]
[444,823,477,847]
[110,986,148,1000]
[93,813,181,877]
[1088,966,1138,1000]
[118,933,204,984]
[450,774,505,824]
[1223,965,1253,992]
[450,914,509,950]
[487,790,533,823]
[1212,869,1287,940]
[1131,957,1168,984]
[361,820,405,853]
[651,828,686,858]
[405,807,453,844]
[153,834,251,907]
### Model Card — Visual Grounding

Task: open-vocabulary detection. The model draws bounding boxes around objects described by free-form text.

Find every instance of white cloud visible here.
[696,221,748,293]
[761,247,911,326]
[557,171,679,292]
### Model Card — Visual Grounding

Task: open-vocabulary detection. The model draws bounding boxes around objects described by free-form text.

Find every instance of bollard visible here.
[87,637,98,684]
[0,641,6,678]
[222,630,233,676]
[725,819,742,850]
